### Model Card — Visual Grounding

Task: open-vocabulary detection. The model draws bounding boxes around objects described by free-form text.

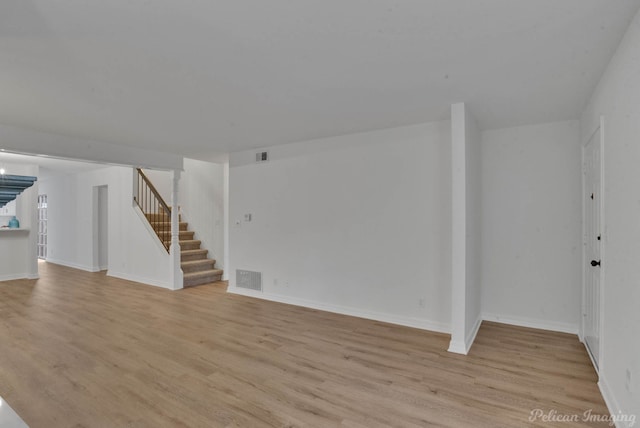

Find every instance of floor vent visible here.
[236,270,262,291]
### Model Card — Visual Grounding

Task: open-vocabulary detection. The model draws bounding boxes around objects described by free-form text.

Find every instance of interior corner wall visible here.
[39,166,172,288]
[481,120,582,334]
[228,121,452,333]
[580,8,640,422]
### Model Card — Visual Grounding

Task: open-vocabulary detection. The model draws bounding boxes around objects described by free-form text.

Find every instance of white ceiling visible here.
[0,0,638,160]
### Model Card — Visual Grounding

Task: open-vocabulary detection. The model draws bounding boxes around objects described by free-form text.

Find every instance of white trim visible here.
[447,340,467,354]
[597,115,606,373]
[580,116,606,372]
[448,316,482,355]
[107,270,172,290]
[482,313,578,335]
[580,138,587,343]
[26,273,40,280]
[598,376,632,428]
[228,286,451,334]
[45,258,101,273]
[583,341,600,374]
[0,273,30,281]
[466,316,482,349]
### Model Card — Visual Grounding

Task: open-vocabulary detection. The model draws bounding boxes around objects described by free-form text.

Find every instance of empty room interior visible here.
[1,1,639,427]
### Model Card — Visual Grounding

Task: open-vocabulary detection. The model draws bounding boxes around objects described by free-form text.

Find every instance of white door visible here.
[583,127,602,370]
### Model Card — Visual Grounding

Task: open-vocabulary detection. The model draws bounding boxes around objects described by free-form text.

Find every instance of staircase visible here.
[134,168,223,288]
[146,213,223,287]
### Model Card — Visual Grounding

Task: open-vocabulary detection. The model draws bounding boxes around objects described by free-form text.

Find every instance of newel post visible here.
[170,169,183,290]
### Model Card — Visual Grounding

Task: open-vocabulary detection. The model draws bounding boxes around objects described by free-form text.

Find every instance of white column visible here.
[169,169,183,290]
[449,103,467,354]
[26,165,40,279]
[448,102,483,355]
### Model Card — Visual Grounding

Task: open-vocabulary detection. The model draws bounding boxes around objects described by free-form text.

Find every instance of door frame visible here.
[580,115,605,374]
[37,194,48,260]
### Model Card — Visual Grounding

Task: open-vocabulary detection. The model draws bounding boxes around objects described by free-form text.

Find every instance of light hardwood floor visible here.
[0,262,608,427]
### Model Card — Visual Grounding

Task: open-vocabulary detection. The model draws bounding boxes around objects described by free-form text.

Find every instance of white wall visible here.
[580,9,640,423]
[179,159,225,270]
[229,121,452,332]
[39,166,172,288]
[481,121,582,333]
[0,163,39,280]
[449,103,482,355]
[142,169,172,203]
[144,159,226,271]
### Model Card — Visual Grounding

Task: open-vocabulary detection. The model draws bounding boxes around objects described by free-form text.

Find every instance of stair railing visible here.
[133,168,171,252]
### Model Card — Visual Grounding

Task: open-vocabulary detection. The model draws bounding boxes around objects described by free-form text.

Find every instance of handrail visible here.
[134,168,172,252]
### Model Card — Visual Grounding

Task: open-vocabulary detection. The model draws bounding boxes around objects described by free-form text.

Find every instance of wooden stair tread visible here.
[152,222,189,231]
[181,249,207,255]
[150,221,188,226]
[181,258,217,274]
[157,231,195,239]
[184,269,223,279]
[181,259,216,267]
[183,268,224,287]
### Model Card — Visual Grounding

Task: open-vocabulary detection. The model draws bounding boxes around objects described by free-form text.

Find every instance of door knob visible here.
[591,260,601,267]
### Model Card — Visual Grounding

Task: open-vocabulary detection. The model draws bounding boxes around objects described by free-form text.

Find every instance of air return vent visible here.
[236,270,262,291]
[255,151,269,162]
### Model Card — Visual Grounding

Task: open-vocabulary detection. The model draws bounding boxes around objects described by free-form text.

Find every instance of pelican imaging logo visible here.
[529,409,636,426]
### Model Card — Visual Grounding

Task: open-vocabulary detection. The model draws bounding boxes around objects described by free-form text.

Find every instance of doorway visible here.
[582,124,603,371]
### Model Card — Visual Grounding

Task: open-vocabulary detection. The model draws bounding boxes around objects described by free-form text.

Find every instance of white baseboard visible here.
[0,273,29,281]
[44,258,101,273]
[107,271,172,290]
[598,375,636,428]
[482,313,578,335]
[228,286,451,334]
[466,316,482,349]
[448,316,482,355]
[447,340,467,354]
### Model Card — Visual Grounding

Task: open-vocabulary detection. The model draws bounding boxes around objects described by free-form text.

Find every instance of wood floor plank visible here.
[0,262,609,427]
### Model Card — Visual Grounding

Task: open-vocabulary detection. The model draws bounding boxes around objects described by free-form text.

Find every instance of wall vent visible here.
[255,151,269,162]
[236,270,262,291]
